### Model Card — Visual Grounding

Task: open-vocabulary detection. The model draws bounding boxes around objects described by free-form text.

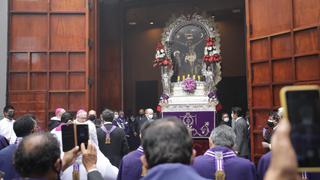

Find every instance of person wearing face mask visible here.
[220,113,231,127]
[0,105,17,144]
[135,109,146,134]
[145,109,154,122]
[113,111,126,129]
[262,111,280,150]
[88,110,102,128]
[231,107,249,159]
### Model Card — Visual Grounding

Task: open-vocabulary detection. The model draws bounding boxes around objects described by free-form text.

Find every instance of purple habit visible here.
[0,135,8,150]
[192,146,257,180]
[257,151,320,180]
[117,146,144,180]
[257,151,271,180]
[142,163,209,180]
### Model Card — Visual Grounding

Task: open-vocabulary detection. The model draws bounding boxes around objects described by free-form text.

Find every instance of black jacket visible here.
[97,123,129,167]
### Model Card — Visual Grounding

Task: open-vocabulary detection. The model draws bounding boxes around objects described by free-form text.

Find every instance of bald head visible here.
[14,132,61,178]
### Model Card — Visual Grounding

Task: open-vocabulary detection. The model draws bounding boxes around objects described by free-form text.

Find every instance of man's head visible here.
[114,111,119,119]
[61,112,73,123]
[3,105,15,120]
[101,109,114,122]
[141,117,194,169]
[140,121,151,140]
[88,110,97,121]
[267,111,280,128]
[145,108,154,119]
[13,114,37,138]
[231,107,242,120]
[14,132,61,179]
[119,111,125,118]
[209,125,236,148]
[138,109,145,116]
[222,113,230,122]
[76,109,87,123]
[55,108,66,119]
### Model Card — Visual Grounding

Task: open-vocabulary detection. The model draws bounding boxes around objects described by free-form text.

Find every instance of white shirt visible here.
[0,117,17,144]
[50,116,60,121]
[51,125,119,180]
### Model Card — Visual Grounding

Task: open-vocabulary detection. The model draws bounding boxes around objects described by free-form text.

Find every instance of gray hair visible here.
[209,125,236,148]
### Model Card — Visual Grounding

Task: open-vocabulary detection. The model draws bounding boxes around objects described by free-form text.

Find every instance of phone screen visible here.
[286,89,320,168]
[61,124,75,152]
[77,124,89,150]
[61,124,89,152]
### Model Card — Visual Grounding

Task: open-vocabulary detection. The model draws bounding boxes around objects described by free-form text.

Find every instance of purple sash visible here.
[204,149,236,172]
[101,125,117,135]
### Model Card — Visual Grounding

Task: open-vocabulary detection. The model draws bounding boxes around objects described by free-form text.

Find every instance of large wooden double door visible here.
[246,0,320,161]
[7,0,97,129]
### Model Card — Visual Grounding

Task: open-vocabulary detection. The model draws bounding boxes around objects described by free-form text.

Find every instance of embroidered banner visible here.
[162,111,216,138]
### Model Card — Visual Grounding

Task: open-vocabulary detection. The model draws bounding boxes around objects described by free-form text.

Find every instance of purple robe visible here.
[117,146,144,180]
[0,144,20,179]
[0,135,9,150]
[192,146,257,180]
[257,151,320,180]
[142,163,209,180]
[257,151,271,180]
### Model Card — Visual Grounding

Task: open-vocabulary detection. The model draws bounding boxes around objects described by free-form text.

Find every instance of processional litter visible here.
[153,13,222,138]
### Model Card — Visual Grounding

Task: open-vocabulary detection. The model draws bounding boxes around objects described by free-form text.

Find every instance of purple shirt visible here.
[192,146,257,180]
[257,151,271,180]
[117,146,144,180]
[0,135,8,150]
[142,163,209,180]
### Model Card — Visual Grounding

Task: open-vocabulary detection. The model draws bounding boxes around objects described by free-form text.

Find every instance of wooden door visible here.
[8,0,97,129]
[246,0,320,161]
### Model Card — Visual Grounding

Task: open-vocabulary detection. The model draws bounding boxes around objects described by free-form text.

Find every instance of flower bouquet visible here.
[203,37,221,64]
[182,78,197,93]
[153,42,172,67]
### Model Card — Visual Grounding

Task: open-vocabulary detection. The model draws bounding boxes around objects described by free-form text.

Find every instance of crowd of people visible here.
[0,105,318,180]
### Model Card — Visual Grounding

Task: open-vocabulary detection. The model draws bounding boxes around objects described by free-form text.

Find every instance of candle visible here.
[197,75,201,81]
[193,75,196,80]
[177,76,180,81]
[187,74,190,78]
[182,75,185,80]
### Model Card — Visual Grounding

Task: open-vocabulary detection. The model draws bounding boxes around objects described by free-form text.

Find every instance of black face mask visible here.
[267,120,275,128]
[7,111,15,120]
[88,115,96,121]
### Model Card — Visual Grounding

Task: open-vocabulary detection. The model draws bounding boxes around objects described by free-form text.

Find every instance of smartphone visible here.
[61,124,89,152]
[280,85,320,172]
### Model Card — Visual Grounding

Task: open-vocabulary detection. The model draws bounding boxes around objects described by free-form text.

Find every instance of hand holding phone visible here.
[280,85,320,172]
[61,124,89,152]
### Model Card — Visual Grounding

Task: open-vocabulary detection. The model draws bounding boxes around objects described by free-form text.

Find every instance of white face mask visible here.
[223,118,230,122]
[147,114,153,119]
[114,115,119,119]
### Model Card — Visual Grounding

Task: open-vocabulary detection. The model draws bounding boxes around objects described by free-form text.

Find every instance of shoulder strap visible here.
[101,125,117,135]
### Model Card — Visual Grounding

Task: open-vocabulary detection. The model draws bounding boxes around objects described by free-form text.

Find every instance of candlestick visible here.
[182,75,185,80]
[197,75,201,81]
[177,76,180,82]
[193,75,196,80]
[187,74,190,78]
